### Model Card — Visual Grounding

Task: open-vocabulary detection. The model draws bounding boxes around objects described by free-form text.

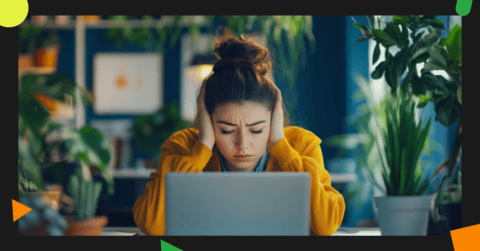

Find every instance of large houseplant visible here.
[363,82,434,235]
[324,74,443,227]
[352,15,462,233]
[19,72,114,235]
[19,72,114,197]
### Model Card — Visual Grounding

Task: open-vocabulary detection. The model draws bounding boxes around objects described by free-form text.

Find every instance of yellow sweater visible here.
[133,126,345,236]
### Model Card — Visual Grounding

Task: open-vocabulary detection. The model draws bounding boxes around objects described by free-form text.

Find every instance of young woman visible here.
[133,30,345,236]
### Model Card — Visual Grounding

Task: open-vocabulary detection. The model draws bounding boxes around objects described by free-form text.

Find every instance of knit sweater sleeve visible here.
[132,128,212,236]
[268,128,345,236]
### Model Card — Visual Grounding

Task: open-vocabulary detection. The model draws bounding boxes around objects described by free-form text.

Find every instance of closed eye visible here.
[221,129,263,134]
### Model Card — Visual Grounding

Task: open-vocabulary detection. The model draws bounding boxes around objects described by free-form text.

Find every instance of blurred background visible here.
[18,15,462,231]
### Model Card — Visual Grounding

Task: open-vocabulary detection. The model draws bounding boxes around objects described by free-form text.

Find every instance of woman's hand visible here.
[195,84,216,150]
[269,85,285,147]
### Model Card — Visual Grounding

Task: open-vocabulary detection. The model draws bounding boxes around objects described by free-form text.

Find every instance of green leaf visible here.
[410,46,430,63]
[434,96,461,127]
[422,26,441,47]
[18,136,45,191]
[367,16,375,29]
[430,18,445,30]
[428,46,447,67]
[355,36,372,43]
[423,60,445,72]
[385,59,398,94]
[457,85,462,105]
[422,73,450,95]
[444,24,462,63]
[417,95,431,108]
[373,42,381,65]
[391,23,406,49]
[393,48,408,77]
[353,23,371,37]
[372,61,386,79]
[371,29,397,47]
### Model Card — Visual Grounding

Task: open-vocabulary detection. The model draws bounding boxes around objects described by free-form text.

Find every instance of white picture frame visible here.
[93,53,163,115]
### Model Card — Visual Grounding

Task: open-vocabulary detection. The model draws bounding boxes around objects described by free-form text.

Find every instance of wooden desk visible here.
[101,227,382,236]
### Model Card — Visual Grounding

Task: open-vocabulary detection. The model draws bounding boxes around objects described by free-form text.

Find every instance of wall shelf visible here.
[21,16,207,30]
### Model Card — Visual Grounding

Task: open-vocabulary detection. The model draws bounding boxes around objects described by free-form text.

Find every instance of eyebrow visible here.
[217,120,266,126]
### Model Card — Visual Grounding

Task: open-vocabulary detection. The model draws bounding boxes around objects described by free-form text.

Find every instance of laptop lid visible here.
[165,172,310,236]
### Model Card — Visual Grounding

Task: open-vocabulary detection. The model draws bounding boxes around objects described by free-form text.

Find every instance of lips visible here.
[233,155,254,162]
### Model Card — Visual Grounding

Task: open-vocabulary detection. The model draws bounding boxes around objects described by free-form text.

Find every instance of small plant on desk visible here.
[64,163,108,236]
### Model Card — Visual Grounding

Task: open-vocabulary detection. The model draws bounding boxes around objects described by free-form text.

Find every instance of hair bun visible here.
[213,28,272,76]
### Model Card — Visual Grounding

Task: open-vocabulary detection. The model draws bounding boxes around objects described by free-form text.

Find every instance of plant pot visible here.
[55,16,71,25]
[19,53,34,69]
[79,16,101,24]
[374,195,434,236]
[34,46,60,68]
[64,215,108,236]
[31,15,49,25]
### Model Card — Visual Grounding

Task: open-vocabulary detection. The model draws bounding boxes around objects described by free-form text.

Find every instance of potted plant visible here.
[352,15,462,234]
[78,15,102,24]
[370,88,433,235]
[131,101,193,169]
[324,74,444,228]
[18,21,42,69]
[18,72,115,211]
[63,162,108,236]
[34,30,62,69]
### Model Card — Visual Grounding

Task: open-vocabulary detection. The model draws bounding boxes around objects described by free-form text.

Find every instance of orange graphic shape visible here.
[12,199,32,222]
[451,223,480,251]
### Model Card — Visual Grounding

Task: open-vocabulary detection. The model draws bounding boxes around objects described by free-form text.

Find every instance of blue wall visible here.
[55,16,349,169]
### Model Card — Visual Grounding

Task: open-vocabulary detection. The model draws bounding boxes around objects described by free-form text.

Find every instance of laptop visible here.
[165,172,310,236]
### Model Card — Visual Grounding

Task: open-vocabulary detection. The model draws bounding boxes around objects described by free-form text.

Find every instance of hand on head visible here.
[196,84,216,150]
[269,85,285,147]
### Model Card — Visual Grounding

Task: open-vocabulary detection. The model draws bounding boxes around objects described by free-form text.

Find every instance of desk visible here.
[101,227,381,236]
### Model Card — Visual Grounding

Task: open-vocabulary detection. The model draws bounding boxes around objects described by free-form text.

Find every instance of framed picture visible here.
[93,53,163,114]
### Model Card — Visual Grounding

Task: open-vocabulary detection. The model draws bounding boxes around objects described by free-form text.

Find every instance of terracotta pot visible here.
[79,16,101,24]
[19,53,34,69]
[64,215,108,236]
[34,46,59,68]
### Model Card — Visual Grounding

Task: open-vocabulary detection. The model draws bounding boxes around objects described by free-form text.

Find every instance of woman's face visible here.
[211,101,271,172]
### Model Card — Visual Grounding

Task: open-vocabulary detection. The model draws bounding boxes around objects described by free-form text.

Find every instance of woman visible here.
[133,29,345,236]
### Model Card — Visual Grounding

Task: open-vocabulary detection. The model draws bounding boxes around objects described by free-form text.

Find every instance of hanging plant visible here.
[105,15,316,114]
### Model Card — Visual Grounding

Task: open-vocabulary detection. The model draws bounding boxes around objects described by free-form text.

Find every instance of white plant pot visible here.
[374,195,434,236]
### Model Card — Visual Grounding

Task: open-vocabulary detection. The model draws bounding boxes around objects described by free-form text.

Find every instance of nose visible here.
[235,130,249,151]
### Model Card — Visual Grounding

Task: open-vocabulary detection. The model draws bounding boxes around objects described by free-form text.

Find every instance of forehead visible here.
[212,102,270,120]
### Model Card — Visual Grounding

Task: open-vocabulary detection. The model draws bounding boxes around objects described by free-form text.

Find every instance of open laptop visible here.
[165,172,310,236]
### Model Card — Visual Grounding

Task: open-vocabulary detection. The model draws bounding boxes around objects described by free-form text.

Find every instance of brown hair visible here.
[196,27,292,128]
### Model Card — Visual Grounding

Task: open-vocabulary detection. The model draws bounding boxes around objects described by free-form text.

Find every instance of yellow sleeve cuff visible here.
[269,138,300,169]
[188,141,213,170]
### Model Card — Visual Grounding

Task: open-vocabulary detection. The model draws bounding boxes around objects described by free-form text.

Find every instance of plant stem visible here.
[435,118,462,195]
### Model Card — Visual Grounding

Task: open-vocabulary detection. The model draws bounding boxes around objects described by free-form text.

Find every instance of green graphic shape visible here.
[456,0,473,16]
[161,240,183,251]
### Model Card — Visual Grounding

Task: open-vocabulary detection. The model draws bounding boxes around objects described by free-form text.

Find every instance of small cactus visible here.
[67,163,103,221]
